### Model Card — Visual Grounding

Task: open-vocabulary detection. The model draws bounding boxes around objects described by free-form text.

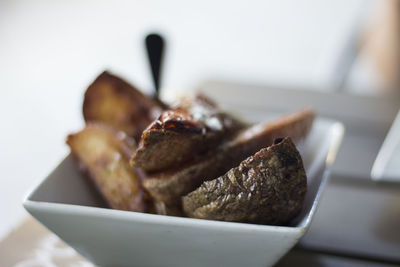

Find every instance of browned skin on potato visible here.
[143,109,315,215]
[66,123,150,212]
[83,71,164,142]
[183,137,307,225]
[131,95,246,172]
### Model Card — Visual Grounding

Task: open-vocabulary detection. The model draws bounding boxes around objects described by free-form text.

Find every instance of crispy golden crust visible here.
[82,71,163,141]
[183,137,307,225]
[66,123,150,212]
[143,109,315,214]
[131,95,246,172]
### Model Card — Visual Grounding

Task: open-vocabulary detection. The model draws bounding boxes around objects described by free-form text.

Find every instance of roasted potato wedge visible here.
[66,123,149,212]
[131,95,246,172]
[183,137,307,225]
[83,71,164,141]
[142,109,314,215]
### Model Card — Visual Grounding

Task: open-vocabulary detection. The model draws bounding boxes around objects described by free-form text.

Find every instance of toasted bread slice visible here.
[143,109,314,215]
[183,137,307,225]
[66,123,149,212]
[83,71,163,141]
[131,95,246,172]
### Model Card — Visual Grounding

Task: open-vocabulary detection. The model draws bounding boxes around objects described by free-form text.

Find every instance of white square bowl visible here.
[23,117,344,267]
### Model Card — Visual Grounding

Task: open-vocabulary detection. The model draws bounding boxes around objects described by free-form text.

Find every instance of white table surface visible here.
[0,0,374,240]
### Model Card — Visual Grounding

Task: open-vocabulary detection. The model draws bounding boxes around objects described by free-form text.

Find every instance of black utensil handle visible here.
[145,33,164,98]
